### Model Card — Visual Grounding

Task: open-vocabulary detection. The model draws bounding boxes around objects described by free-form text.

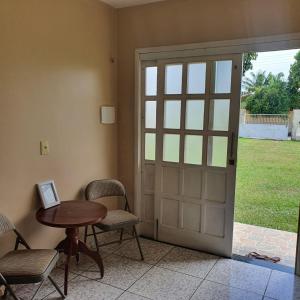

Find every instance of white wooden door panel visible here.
[204,171,227,203]
[161,198,179,228]
[161,166,180,195]
[143,164,155,193]
[204,205,226,237]
[140,54,242,256]
[181,202,201,231]
[182,167,202,199]
[143,194,154,222]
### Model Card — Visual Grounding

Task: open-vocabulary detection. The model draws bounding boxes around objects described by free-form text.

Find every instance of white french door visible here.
[139,54,242,256]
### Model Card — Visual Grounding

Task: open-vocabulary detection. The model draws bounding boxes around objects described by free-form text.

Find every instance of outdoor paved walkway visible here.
[233,222,297,268]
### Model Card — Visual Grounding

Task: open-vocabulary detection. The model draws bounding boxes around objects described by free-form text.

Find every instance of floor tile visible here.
[206,259,271,295]
[59,253,108,275]
[8,284,42,300]
[114,238,173,265]
[157,247,218,278]
[191,280,263,300]
[118,291,151,300]
[87,231,133,254]
[45,275,123,300]
[80,254,152,289]
[265,270,300,300]
[129,266,201,300]
[9,268,77,300]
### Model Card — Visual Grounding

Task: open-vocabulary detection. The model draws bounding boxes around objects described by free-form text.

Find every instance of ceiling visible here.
[100,0,166,8]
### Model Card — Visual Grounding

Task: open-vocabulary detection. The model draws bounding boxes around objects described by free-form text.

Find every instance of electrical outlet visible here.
[40,140,50,155]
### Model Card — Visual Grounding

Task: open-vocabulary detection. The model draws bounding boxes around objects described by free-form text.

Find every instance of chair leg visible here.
[119,229,124,244]
[84,226,88,244]
[80,225,89,264]
[75,252,80,265]
[3,287,7,298]
[48,275,65,299]
[92,225,100,253]
[0,274,18,300]
[30,280,45,300]
[133,226,144,261]
[3,285,18,300]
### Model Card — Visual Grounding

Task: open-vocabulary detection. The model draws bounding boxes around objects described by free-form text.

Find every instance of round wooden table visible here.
[36,200,107,295]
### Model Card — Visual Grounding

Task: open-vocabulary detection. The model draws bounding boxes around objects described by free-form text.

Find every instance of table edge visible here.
[36,200,107,228]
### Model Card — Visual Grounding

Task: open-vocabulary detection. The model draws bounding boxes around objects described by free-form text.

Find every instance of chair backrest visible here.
[85,179,126,201]
[0,214,15,236]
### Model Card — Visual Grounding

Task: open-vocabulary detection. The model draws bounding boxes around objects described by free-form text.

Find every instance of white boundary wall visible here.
[239,110,289,140]
[239,124,289,140]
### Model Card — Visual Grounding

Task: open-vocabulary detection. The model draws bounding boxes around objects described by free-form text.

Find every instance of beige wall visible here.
[0,0,117,253]
[117,0,300,203]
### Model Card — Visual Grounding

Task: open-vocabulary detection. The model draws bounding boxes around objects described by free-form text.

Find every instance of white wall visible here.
[239,124,289,140]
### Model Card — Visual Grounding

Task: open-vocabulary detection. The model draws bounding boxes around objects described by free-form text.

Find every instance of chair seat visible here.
[96,209,139,230]
[0,249,58,284]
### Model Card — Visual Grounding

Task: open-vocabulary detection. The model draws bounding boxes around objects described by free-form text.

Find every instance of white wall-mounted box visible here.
[100,106,116,124]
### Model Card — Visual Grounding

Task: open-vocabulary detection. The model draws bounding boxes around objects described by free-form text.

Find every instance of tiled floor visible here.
[233,222,297,267]
[7,232,300,300]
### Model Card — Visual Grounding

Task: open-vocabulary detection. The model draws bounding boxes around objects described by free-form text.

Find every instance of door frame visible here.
[134,32,300,274]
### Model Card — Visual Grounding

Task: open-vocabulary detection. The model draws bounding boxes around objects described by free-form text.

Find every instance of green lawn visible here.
[235,138,300,233]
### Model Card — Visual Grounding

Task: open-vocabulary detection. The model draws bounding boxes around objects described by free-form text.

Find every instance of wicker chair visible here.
[0,214,65,300]
[84,179,144,260]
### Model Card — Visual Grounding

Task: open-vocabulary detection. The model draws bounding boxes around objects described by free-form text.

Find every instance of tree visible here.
[287,51,300,109]
[242,71,270,93]
[243,52,258,75]
[245,73,290,114]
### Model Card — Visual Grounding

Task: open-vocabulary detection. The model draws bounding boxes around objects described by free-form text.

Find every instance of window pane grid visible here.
[146,59,233,168]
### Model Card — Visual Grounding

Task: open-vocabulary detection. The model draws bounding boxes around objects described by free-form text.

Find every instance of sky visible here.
[244,49,300,80]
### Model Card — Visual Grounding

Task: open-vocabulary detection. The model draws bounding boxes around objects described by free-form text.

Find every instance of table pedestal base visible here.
[56,227,104,295]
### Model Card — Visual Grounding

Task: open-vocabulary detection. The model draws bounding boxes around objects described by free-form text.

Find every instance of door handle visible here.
[229,132,235,165]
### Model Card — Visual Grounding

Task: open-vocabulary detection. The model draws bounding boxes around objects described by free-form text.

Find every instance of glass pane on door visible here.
[145,67,158,96]
[207,136,228,167]
[165,64,183,94]
[145,101,157,129]
[187,63,206,94]
[145,133,156,160]
[164,100,181,129]
[214,61,232,94]
[163,134,180,162]
[185,100,205,130]
[209,99,230,131]
[184,135,203,165]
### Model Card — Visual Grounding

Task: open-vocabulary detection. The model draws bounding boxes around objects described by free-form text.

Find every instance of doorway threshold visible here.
[233,222,296,267]
[232,253,294,274]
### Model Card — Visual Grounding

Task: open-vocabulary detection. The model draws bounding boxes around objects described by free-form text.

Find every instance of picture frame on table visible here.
[37,180,60,209]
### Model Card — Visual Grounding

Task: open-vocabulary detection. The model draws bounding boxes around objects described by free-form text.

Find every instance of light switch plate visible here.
[40,140,50,155]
